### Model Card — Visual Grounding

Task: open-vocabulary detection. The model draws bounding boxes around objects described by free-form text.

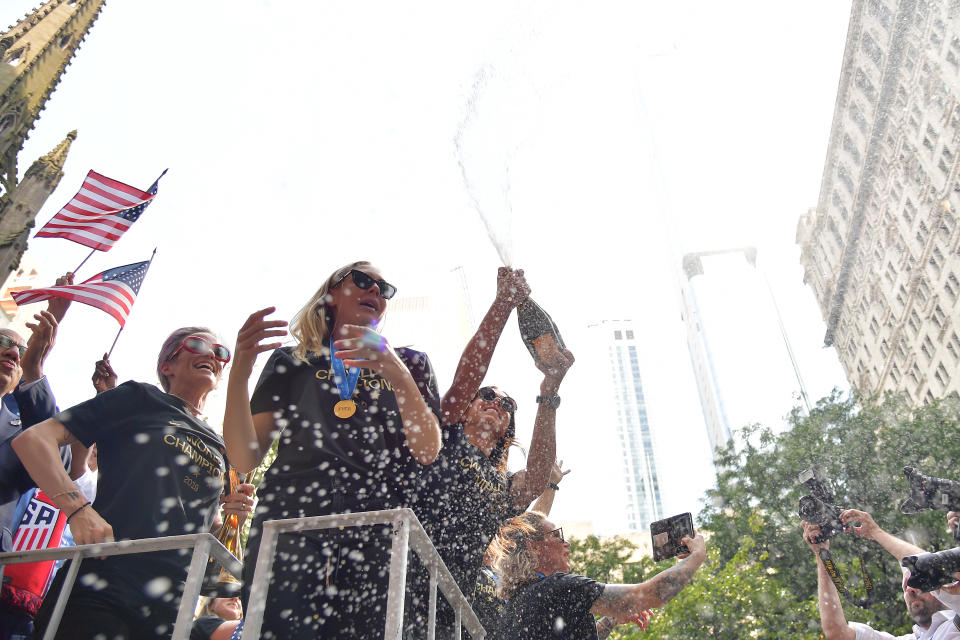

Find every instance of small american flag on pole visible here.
[34,170,165,251]
[11,258,153,327]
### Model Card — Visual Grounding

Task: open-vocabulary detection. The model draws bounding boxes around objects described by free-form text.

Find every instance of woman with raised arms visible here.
[222,261,442,639]
[405,266,574,638]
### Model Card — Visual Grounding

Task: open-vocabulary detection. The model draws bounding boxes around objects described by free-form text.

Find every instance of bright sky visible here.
[7,0,852,534]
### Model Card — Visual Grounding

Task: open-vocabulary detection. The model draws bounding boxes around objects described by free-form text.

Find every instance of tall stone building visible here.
[0,0,105,281]
[798,0,960,403]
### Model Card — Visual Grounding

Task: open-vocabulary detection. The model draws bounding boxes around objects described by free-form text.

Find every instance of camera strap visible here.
[818,548,875,608]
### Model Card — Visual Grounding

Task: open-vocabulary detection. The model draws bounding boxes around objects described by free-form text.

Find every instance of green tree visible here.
[700,391,960,635]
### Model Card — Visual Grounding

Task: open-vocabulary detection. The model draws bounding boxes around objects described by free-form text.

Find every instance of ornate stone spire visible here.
[0,0,106,193]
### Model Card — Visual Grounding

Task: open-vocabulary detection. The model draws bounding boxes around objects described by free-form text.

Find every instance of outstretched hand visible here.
[231,307,287,381]
[494,267,531,310]
[333,324,406,382]
[549,459,571,486]
[92,353,117,394]
[22,310,59,382]
[801,520,830,552]
[46,272,74,323]
[840,509,879,540]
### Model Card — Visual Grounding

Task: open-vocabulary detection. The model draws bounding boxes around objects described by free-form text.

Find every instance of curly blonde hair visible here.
[489,511,549,599]
[289,261,374,362]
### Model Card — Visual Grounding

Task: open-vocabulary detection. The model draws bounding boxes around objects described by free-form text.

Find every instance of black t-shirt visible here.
[250,346,441,518]
[55,381,227,608]
[472,566,504,635]
[495,573,606,640]
[410,423,523,593]
[191,615,227,640]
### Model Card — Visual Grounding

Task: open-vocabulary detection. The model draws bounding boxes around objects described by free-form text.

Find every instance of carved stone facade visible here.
[0,0,105,281]
[798,0,960,403]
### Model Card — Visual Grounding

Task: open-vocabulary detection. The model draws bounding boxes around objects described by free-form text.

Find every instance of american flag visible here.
[34,169,165,251]
[11,259,152,327]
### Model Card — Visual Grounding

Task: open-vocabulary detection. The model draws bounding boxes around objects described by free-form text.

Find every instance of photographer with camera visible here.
[802,514,958,640]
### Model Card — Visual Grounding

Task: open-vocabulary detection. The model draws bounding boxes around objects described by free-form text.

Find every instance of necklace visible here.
[177,397,203,417]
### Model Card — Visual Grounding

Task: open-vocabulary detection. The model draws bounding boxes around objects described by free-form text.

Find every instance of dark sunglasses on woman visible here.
[334,269,397,300]
[477,387,517,413]
[169,336,232,363]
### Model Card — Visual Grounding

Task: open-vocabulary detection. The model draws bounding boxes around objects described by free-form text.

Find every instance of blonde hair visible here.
[290,260,374,362]
[489,511,549,600]
[195,596,218,619]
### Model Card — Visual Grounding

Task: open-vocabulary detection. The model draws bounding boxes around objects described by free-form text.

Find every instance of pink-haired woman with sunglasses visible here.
[12,325,254,639]
[405,266,575,638]
[221,261,443,640]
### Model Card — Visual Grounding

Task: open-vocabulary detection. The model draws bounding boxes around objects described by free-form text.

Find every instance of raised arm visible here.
[509,348,574,508]
[840,509,924,560]
[222,308,288,474]
[531,460,570,516]
[802,521,856,640]
[12,418,113,545]
[590,534,706,621]
[441,267,530,425]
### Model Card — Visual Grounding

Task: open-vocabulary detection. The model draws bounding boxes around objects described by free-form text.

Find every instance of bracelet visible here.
[50,487,79,500]
[66,501,91,524]
[547,482,561,491]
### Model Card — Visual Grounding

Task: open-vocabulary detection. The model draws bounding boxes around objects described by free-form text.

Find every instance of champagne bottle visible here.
[517,298,566,368]
[206,468,244,594]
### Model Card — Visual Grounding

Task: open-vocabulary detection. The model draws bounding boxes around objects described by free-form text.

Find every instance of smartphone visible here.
[650,512,695,561]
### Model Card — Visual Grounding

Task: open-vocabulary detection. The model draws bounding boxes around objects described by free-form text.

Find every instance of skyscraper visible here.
[681,248,811,456]
[798,0,960,403]
[588,319,663,533]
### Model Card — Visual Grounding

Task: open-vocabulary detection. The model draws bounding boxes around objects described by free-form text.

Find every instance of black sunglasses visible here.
[335,269,397,300]
[477,387,517,413]
[0,334,26,358]
[533,527,565,543]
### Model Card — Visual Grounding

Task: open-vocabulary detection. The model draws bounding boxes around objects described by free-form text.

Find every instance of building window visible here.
[890,363,901,383]
[904,199,916,224]
[940,209,956,241]
[614,330,622,340]
[917,279,931,304]
[932,305,946,331]
[855,68,878,104]
[935,362,951,388]
[945,272,959,301]
[923,124,939,154]
[910,363,921,385]
[870,317,880,336]
[867,0,893,30]
[948,37,960,70]
[626,330,634,339]
[922,335,935,361]
[885,262,897,285]
[838,164,857,196]
[909,310,922,335]
[862,31,884,67]
[880,340,890,357]
[849,103,869,135]
[843,134,863,166]
[930,247,945,276]
[917,220,930,245]
[947,332,960,361]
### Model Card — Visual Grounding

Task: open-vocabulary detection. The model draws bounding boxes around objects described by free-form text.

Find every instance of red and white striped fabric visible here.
[34,170,157,251]
[11,259,151,326]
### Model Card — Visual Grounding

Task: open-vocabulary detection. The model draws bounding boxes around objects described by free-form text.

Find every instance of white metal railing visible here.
[0,508,485,640]
[242,507,485,640]
[0,532,241,640]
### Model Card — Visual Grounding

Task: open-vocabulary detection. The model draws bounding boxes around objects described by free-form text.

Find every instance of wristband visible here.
[547,482,561,491]
[66,501,91,524]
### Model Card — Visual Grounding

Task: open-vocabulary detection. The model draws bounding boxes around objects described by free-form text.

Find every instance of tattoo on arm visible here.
[651,560,698,604]
[64,491,81,502]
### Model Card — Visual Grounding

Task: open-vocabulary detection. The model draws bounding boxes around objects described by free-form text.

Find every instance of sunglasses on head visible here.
[0,335,26,358]
[334,269,397,300]
[533,527,565,543]
[169,336,231,363]
[477,387,517,413]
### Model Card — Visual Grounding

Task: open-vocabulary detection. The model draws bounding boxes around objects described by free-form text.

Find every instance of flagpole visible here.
[106,248,158,358]
[73,248,96,274]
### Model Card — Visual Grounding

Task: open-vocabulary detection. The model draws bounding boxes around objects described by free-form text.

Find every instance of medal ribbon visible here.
[330,337,361,402]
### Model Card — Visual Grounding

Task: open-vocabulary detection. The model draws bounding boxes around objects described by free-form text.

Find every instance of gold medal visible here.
[334,399,357,419]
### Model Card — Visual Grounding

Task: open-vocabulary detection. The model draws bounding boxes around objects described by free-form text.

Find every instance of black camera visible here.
[798,468,846,543]
[899,467,960,514]
[901,547,960,592]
